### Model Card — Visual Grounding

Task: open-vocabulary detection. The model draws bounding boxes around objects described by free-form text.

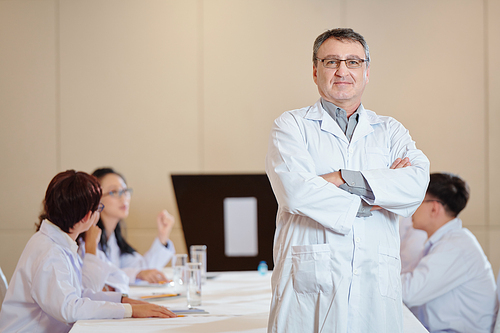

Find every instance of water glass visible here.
[186,262,202,307]
[190,245,207,284]
[172,254,188,294]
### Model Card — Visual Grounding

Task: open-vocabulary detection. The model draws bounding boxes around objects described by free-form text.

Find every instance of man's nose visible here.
[335,61,350,76]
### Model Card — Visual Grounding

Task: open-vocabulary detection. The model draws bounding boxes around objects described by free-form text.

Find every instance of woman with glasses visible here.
[79,167,176,285]
[0,170,176,333]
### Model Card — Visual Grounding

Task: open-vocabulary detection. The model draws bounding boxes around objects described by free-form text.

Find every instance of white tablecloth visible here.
[70,270,427,333]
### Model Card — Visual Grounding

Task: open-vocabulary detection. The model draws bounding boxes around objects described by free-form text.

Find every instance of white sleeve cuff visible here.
[122,303,133,318]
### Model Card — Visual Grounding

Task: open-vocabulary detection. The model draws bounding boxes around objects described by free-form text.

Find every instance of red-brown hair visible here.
[37,170,102,233]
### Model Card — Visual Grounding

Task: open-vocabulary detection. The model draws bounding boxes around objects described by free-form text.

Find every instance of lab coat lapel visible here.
[304,100,349,144]
[350,106,375,144]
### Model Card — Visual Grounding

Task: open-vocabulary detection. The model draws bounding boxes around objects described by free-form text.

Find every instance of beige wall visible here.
[1,0,498,281]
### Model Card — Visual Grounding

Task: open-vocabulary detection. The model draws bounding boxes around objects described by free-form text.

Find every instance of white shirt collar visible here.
[425,217,462,248]
[40,219,79,254]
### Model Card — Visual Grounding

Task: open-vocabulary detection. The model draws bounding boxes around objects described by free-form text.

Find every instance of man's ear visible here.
[69,211,93,236]
[430,201,442,217]
[313,64,318,84]
[80,211,93,224]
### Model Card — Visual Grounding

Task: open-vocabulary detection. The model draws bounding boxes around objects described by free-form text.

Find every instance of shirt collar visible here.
[425,217,462,248]
[320,98,360,121]
[40,219,79,254]
[305,99,367,121]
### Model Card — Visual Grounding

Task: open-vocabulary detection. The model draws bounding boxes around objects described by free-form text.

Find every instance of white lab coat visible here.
[78,243,130,293]
[81,232,175,283]
[0,220,125,333]
[266,100,429,333]
[402,218,498,332]
[399,216,427,274]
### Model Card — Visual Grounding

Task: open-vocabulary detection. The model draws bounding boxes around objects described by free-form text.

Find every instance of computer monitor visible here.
[171,174,277,271]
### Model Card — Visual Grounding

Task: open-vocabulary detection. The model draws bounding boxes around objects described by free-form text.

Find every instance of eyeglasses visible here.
[316,58,369,69]
[423,199,445,206]
[96,203,105,213]
[103,188,133,198]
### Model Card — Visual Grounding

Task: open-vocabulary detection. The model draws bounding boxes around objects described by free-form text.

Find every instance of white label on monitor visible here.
[223,197,258,257]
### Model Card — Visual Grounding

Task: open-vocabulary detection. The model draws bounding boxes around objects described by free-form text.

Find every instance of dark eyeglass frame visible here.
[316,57,369,69]
[96,203,105,213]
[423,199,446,206]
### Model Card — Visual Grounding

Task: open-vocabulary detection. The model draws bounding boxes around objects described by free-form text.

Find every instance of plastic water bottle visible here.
[258,261,268,275]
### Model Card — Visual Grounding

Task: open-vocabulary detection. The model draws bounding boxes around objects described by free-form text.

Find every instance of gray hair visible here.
[313,28,370,66]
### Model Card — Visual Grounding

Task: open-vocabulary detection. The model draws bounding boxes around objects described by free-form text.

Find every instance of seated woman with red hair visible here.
[0,170,175,333]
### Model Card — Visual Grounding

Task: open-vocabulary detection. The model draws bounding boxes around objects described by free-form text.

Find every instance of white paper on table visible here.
[223,197,258,257]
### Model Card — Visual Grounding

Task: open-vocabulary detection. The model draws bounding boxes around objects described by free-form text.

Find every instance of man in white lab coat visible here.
[266,28,430,333]
[399,216,427,274]
[401,173,497,332]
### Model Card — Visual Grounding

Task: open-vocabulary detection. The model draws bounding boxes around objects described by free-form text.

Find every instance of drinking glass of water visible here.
[172,254,188,294]
[190,245,207,284]
[186,262,202,307]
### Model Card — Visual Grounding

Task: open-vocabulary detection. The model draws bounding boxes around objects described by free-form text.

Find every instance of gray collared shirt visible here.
[321,98,359,143]
[321,98,374,217]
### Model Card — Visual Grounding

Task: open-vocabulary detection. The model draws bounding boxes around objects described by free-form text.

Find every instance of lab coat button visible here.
[355,237,361,243]
[353,269,358,275]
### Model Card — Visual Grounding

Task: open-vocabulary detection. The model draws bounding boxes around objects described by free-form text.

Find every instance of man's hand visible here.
[136,269,168,284]
[157,209,175,245]
[84,225,102,255]
[102,285,116,292]
[390,157,411,169]
[320,171,345,187]
[130,304,177,318]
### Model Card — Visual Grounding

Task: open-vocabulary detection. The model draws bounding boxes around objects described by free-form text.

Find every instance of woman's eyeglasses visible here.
[103,188,133,198]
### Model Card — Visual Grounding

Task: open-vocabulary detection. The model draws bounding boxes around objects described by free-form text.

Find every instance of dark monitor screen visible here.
[171,174,277,271]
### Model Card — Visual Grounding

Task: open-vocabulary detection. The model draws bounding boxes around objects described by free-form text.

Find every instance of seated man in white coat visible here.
[401,173,497,333]
[0,170,175,333]
[399,216,427,274]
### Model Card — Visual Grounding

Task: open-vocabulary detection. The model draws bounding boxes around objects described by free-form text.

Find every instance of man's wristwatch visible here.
[121,293,129,302]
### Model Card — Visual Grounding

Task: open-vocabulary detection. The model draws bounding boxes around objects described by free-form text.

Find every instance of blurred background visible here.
[1,0,499,281]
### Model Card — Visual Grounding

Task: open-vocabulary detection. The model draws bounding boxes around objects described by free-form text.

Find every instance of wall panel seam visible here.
[198,0,205,171]
[483,0,490,255]
[55,0,61,172]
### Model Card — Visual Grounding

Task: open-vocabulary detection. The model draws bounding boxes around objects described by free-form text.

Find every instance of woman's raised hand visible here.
[157,209,175,245]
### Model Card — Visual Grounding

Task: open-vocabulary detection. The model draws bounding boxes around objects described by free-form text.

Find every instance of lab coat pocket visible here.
[365,146,390,168]
[292,244,334,294]
[378,246,400,300]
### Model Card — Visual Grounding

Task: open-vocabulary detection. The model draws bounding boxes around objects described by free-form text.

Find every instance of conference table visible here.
[70,270,428,333]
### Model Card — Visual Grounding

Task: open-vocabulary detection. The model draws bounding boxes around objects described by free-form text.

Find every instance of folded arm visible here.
[266,113,429,234]
[266,114,362,235]
[321,157,412,216]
